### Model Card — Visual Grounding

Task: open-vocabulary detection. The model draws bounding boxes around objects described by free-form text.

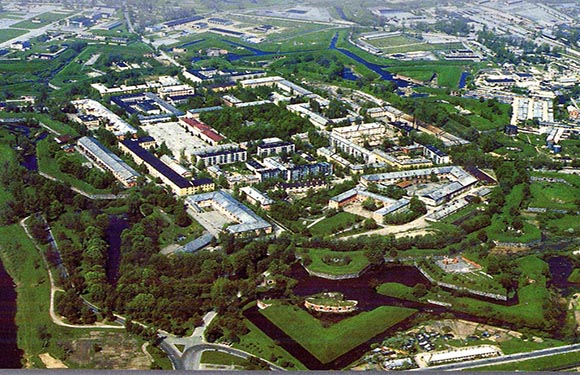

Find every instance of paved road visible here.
[416,343,580,371]
[181,343,285,371]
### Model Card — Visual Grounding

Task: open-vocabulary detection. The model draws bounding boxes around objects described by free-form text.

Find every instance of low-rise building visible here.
[193,146,247,167]
[185,190,272,237]
[256,138,295,157]
[77,136,140,187]
[423,144,450,164]
[240,186,274,210]
[180,117,224,146]
[119,139,197,196]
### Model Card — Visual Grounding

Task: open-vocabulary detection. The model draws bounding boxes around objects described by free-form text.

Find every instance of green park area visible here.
[0,28,28,43]
[487,184,541,244]
[235,318,305,370]
[309,212,363,237]
[9,12,72,29]
[378,256,552,329]
[200,351,247,367]
[36,138,112,195]
[260,303,416,364]
[529,172,580,211]
[300,248,369,276]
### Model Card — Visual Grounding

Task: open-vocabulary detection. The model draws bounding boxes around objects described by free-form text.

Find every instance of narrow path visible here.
[20,216,124,330]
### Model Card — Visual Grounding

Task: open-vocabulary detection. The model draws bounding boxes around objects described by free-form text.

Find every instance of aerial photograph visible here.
[1,0,580,371]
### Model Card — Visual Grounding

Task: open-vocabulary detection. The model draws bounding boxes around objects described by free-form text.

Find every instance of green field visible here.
[530,181,578,210]
[9,12,72,29]
[487,184,541,244]
[36,138,111,195]
[568,269,580,283]
[376,282,415,300]
[367,35,420,48]
[309,212,363,237]
[0,28,28,43]
[260,303,416,364]
[474,350,580,371]
[302,248,369,276]
[200,350,247,367]
[235,316,305,370]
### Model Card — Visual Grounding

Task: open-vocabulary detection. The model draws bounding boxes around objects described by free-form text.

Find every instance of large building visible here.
[256,138,295,157]
[329,132,376,164]
[77,136,140,187]
[331,123,386,146]
[193,146,247,167]
[240,186,274,210]
[110,92,184,123]
[120,139,202,196]
[361,166,478,206]
[185,190,272,237]
[179,117,224,146]
[72,99,137,138]
[329,187,409,222]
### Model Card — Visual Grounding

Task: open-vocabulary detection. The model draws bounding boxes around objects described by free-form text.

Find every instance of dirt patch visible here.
[67,331,151,369]
[39,353,68,368]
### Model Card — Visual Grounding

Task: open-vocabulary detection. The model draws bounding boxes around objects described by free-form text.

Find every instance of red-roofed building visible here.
[180,117,225,146]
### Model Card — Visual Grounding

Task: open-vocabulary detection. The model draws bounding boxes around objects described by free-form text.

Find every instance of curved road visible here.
[416,343,580,371]
[181,343,285,371]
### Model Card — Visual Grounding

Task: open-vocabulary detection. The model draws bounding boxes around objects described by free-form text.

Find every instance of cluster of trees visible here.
[383,196,426,225]
[199,103,312,142]
[275,52,347,82]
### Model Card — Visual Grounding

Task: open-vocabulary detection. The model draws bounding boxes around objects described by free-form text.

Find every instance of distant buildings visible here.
[77,136,140,187]
[183,68,266,84]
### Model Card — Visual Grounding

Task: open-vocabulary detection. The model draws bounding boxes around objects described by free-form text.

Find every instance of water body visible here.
[547,256,578,293]
[105,215,130,285]
[458,71,470,89]
[178,38,205,49]
[0,259,23,368]
[328,34,410,87]
[341,67,358,81]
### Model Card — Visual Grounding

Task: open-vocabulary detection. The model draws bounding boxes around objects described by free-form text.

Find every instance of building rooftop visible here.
[120,139,193,189]
[78,136,140,182]
[186,190,271,234]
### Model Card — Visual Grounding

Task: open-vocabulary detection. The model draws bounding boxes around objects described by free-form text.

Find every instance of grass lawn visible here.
[0,28,28,43]
[474,351,580,371]
[0,224,85,367]
[309,212,363,237]
[302,248,369,276]
[498,337,565,355]
[156,209,204,248]
[376,282,415,300]
[200,350,246,367]
[235,317,305,370]
[529,181,578,210]
[487,184,541,244]
[568,269,580,283]
[388,63,466,87]
[260,303,416,364]
[9,12,72,29]
[36,114,79,137]
[36,139,111,195]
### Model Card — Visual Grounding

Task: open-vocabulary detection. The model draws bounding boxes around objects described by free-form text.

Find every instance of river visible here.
[0,259,23,368]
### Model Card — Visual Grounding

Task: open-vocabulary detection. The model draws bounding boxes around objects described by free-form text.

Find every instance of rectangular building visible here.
[193,147,247,167]
[77,136,140,187]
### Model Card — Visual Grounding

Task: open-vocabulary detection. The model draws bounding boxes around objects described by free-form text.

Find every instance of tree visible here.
[409,196,427,215]
[412,283,428,298]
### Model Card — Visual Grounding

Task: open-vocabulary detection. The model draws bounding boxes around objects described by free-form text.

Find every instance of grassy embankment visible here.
[260,303,416,364]
[378,256,550,328]
[474,351,580,371]
[299,248,369,276]
[309,212,363,237]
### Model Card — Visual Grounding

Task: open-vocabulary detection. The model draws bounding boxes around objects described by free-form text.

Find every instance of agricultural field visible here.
[260,303,416,364]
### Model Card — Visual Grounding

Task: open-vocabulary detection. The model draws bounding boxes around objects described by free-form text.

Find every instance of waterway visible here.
[0,259,23,368]
[247,263,494,369]
[105,215,130,285]
[1,123,48,172]
[458,71,470,89]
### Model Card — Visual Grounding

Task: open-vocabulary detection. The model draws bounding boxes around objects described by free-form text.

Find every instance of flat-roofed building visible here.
[423,144,450,164]
[185,190,272,237]
[119,139,196,196]
[331,122,386,146]
[179,117,225,146]
[77,136,140,187]
[193,146,247,167]
[329,132,376,164]
[256,138,295,157]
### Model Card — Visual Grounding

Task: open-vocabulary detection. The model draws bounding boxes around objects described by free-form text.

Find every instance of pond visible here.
[104,215,130,285]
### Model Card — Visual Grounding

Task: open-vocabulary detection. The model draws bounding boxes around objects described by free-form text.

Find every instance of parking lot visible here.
[143,121,209,161]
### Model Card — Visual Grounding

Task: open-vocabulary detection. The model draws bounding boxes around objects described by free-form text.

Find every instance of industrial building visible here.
[185,191,272,237]
[76,136,140,187]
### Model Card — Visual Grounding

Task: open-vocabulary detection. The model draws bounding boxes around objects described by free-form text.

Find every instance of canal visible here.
[0,259,23,368]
